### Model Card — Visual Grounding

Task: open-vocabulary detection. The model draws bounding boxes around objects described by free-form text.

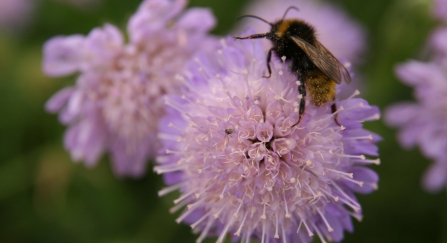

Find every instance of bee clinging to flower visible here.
[234,6,351,125]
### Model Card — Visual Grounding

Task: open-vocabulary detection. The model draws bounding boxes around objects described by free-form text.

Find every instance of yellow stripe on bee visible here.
[275,19,296,38]
[307,72,337,107]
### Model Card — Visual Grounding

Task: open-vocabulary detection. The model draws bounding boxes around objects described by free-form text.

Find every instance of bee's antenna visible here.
[282,6,300,20]
[237,15,273,26]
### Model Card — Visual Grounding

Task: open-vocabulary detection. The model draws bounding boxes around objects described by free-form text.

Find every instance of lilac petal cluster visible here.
[235,0,366,63]
[43,0,215,177]
[156,34,380,243]
[385,61,447,192]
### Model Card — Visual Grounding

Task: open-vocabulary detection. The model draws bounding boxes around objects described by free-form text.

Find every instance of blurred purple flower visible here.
[43,0,216,177]
[385,61,447,192]
[0,0,101,33]
[156,34,380,243]
[386,1,447,192]
[430,27,447,63]
[433,0,447,23]
[235,0,366,63]
[0,0,33,32]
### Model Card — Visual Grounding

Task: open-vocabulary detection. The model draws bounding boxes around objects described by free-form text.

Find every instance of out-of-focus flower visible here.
[0,0,33,33]
[43,0,216,177]
[430,28,447,62]
[235,0,366,63]
[386,0,447,192]
[156,33,380,243]
[385,61,447,192]
[433,0,447,23]
[0,0,101,34]
[430,0,447,62]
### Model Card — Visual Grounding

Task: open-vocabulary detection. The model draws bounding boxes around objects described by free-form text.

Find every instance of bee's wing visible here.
[289,36,351,84]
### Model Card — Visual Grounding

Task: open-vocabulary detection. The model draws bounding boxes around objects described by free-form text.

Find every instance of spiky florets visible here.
[43,0,216,177]
[156,35,380,243]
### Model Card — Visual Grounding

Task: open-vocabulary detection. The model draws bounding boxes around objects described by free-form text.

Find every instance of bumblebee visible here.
[234,7,351,125]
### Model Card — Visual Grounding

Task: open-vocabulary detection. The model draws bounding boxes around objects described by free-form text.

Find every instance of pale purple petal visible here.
[42,35,86,77]
[176,8,216,33]
[395,61,439,87]
[423,162,447,192]
[83,23,124,69]
[430,28,447,55]
[109,136,156,177]
[59,89,84,124]
[321,207,350,242]
[127,0,187,43]
[384,102,419,126]
[64,111,107,166]
[419,123,447,159]
[45,87,75,113]
[347,167,379,194]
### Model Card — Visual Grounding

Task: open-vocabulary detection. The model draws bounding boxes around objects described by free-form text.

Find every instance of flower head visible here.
[43,0,216,177]
[385,61,447,192]
[235,0,366,63]
[156,33,380,243]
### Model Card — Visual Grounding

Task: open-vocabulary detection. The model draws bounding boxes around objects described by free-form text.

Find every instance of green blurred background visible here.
[0,0,445,242]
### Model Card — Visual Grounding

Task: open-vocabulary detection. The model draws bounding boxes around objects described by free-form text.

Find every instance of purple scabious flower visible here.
[156,33,380,243]
[43,0,216,177]
[385,61,447,192]
[235,0,366,63]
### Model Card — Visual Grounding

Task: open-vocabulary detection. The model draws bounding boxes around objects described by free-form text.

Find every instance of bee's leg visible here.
[262,48,274,78]
[233,33,270,40]
[331,103,342,126]
[292,81,306,127]
[234,34,275,78]
[298,83,306,123]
